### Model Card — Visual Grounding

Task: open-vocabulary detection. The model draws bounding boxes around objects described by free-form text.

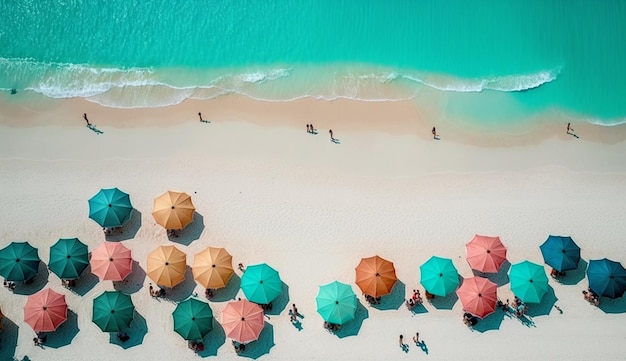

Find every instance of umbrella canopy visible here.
[88,188,133,228]
[355,255,397,298]
[0,241,40,282]
[221,300,265,344]
[0,307,3,331]
[90,242,133,281]
[539,235,581,272]
[49,238,89,280]
[172,297,214,340]
[24,288,68,332]
[509,260,549,303]
[192,247,234,289]
[466,235,507,273]
[419,256,460,297]
[456,276,498,319]
[92,291,135,332]
[240,263,282,304]
[315,281,357,325]
[152,191,195,230]
[147,245,186,288]
[587,258,626,299]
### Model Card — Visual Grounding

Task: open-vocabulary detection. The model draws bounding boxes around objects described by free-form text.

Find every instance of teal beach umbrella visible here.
[509,260,549,303]
[539,235,580,272]
[88,188,133,228]
[92,291,135,332]
[240,263,282,304]
[315,281,357,325]
[419,256,460,297]
[49,238,89,280]
[0,241,40,282]
[172,297,214,340]
[587,258,626,299]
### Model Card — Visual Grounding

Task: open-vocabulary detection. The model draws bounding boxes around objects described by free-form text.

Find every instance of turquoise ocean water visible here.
[1,0,626,126]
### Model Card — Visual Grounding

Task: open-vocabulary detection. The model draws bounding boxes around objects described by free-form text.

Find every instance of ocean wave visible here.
[587,117,626,126]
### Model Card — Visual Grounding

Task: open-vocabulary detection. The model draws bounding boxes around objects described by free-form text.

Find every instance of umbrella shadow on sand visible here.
[109,311,148,349]
[335,301,369,338]
[105,209,142,242]
[239,322,275,359]
[525,286,558,317]
[372,280,405,311]
[429,289,459,310]
[198,319,226,358]
[113,261,146,295]
[265,282,290,316]
[473,260,511,287]
[162,266,197,303]
[210,274,241,302]
[70,265,99,296]
[0,315,19,360]
[45,309,79,348]
[14,262,49,296]
[471,309,507,333]
[169,212,204,246]
[558,259,588,286]
[598,297,626,314]
[409,302,429,316]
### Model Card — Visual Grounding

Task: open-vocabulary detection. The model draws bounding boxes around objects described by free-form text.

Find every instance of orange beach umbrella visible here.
[24,288,68,332]
[152,191,195,230]
[221,300,265,344]
[466,235,507,273]
[147,245,186,288]
[456,276,498,319]
[355,255,398,297]
[90,241,133,281]
[192,247,234,289]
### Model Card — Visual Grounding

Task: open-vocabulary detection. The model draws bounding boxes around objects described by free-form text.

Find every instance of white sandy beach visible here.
[1,95,626,361]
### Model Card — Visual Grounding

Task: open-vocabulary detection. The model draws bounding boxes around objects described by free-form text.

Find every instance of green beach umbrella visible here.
[49,238,89,280]
[88,188,133,228]
[240,263,282,304]
[92,291,135,332]
[0,241,40,282]
[315,281,357,325]
[172,297,214,340]
[419,256,460,297]
[509,260,549,303]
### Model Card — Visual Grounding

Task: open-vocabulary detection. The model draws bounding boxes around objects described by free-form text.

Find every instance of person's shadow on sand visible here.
[416,340,428,354]
[331,138,341,144]
[87,124,103,135]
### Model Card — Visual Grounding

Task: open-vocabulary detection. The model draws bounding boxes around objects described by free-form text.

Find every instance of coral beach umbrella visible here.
[355,255,397,297]
[466,235,507,273]
[90,242,133,281]
[49,238,89,280]
[587,258,626,299]
[172,297,214,341]
[509,260,549,303]
[152,191,195,230]
[540,235,581,272]
[419,256,460,297]
[456,276,498,319]
[88,188,133,228]
[240,263,283,304]
[315,281,357,325]
[147,245,187,288]
[24,288,68,332]
[0,241,40,282]
[92,291,135,332]
[192,247,234,289]
[221,300,265,344]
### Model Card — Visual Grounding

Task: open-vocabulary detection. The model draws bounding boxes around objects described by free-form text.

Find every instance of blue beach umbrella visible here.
[419,256,460,297]
[587,258,626,299]
[240,263,282,305]
[509,260,549,303]
[49,238,89,280]
[88,188,133,228]
[539,235,581,272]
[0,241,40,282]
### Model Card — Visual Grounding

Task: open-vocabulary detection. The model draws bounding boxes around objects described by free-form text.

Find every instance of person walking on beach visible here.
[306,124,311,133]
[310,123,315,133]
[329,129,334,141]
[198,112,203,122]
[567,122,573,134]
[399,335,404,347]
[432,126,437,139]
[83,113,91,126]
[290,304,298,322]
[413,332,420,345]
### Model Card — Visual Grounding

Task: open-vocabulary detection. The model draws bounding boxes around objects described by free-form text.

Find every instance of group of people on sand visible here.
[149,283,166,298]
[406,289,424,310]
[365,294,382,305]
[582,288,600,306]
[324,321,340,332]
[3,280,16,291]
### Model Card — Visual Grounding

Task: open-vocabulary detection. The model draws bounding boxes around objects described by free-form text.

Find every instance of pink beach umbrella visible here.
[24,288,68,332]
[466,235,507,273]
[456,276,498,319]
[90,241,133,281]
[221,299,265,344]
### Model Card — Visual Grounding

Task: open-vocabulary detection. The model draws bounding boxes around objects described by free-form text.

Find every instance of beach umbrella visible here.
[240,263,282,304]
[90,242,133,281]
[509,260,549,303]
[23,288,68,332]
[49,238,89,280]
[147,245,186,288]
[92,291,135,332]
[88,187,133,228]
[0,307,3,331]
[419,256,460,297]
[172,297,214,341]
[355,255,397,297]
[152,191,195,230]
[315,281,357,325]
[192,247,234,289]
[539,235,581,272]
[0,241,40,282]
[587,258,626,299]
[466,235,507,273]
[221,300,264,344]
[456,276,497,319]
